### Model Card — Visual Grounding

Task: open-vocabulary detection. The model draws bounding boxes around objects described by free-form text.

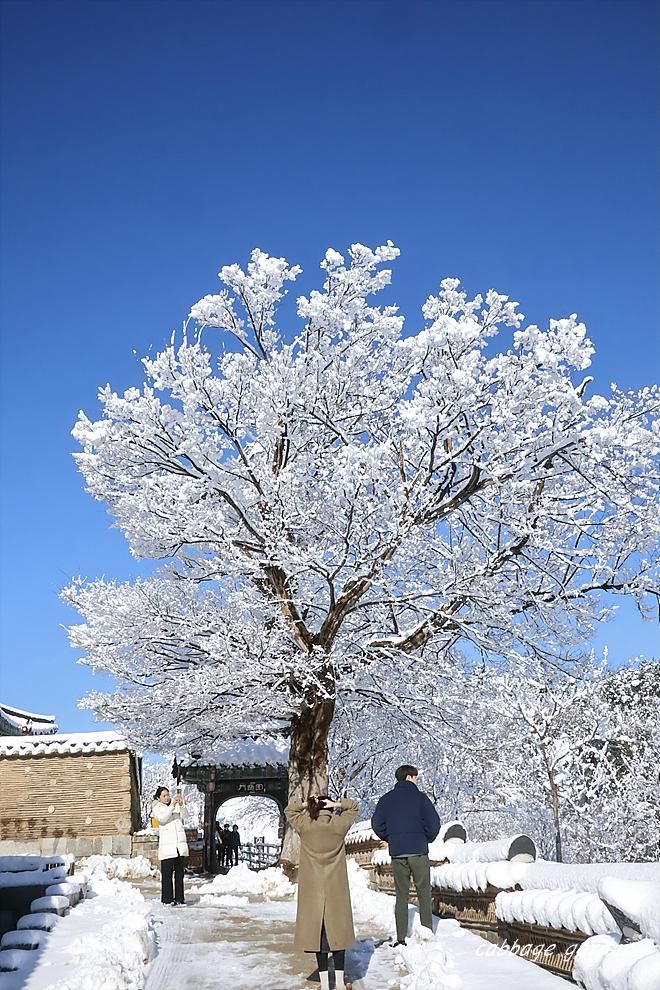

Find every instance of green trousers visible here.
[391,854,433,942]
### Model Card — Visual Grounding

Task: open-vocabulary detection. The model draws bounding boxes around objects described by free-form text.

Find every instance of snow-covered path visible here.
[141,876,396,990]
[138,867,568,990]
[1,860,572,990]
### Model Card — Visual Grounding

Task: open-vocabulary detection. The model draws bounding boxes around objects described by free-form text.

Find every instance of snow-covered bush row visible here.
[496,888,616,936]
[432,861,529,894]
[78,854,156,880]
[517,862,660,895]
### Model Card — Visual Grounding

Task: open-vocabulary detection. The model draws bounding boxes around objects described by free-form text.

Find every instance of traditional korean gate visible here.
[173,756,288,873]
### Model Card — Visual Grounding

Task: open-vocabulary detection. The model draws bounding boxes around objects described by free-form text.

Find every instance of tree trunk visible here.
[540,745,563,862]
[549,771,563,863]
[280,697,335,866]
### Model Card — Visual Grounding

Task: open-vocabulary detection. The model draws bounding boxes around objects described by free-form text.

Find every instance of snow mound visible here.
[396,917,462,989]
[78,854,156,880]
[196,863,294,900]
[347,861,462,988]
[573,934,660,990]
[198,893,250,907]
[347,859,396,933]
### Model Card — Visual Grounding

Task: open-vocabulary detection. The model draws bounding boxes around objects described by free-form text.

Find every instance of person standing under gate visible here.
[220,823,231,867]
[371,765,440,945]
[228,823,241,866]
[152,786,189,905]
[285,794,358,990]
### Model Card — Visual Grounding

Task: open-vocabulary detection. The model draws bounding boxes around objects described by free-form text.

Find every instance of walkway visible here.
[138,875,568,990]
[140,878,394,990]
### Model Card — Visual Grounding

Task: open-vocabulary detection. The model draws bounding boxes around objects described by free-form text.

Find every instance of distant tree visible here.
[140,758,203,830]
[333,655,660,863]
[63,243,659,861]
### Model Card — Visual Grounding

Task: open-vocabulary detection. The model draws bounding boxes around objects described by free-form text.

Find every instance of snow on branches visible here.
[64,242,660,802]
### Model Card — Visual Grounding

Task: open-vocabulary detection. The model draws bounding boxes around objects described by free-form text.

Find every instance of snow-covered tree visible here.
[63,243,660,858]
[140,757,204,830]
[332,655,659,862]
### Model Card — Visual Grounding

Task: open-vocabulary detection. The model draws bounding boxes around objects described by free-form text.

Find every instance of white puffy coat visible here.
[152,800,189,861]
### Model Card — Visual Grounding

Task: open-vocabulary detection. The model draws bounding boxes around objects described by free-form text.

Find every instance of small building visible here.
[0,730,141,857]
[0,703,58,737]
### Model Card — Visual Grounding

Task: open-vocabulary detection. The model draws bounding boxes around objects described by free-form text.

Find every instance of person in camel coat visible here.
[285,794,358,990]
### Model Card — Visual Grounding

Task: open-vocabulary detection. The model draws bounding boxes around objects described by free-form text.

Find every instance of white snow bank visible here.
[347,858,396,934]
[78,854,156,880]
[598,879,660,943]
[432,861,529,893]
[396,918,462,990]
[518,862,660,894]
[496,888,617,937]
[17,872,156,990]
[196,862,294,900]
[573,934,660,990]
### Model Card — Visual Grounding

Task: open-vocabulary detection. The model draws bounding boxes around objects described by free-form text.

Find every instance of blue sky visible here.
[0,0,657,733]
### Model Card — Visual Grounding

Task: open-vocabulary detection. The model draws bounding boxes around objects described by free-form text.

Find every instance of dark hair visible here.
[307,794,330,821]
[153,785,169,800]
[395,764,418,782]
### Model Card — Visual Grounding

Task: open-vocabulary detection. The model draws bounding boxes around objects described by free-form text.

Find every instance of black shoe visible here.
[392,939,407,947]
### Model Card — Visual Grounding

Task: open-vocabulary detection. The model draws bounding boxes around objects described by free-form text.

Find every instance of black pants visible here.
[229,846,239,866]
[161,854,186,904]
[314,921,346,973]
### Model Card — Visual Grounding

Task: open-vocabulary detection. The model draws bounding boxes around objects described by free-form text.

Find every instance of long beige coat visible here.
[285,797,358,952]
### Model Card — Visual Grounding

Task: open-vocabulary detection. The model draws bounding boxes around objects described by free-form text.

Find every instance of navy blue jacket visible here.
[371,780,441,857]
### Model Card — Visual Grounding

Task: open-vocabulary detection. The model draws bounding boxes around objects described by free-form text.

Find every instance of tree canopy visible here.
[64,243,659,805]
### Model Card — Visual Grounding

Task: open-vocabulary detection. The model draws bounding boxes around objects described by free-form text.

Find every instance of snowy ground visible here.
[1,858,570,990]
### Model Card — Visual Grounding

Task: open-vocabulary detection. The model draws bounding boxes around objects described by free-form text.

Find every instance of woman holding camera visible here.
[285,793,358,990]
[152,786,189,905]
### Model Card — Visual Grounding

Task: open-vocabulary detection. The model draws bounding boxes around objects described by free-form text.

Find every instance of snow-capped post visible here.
[63,243,659,865]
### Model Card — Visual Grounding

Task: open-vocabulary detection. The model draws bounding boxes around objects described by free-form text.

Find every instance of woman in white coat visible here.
[152,786,189,905]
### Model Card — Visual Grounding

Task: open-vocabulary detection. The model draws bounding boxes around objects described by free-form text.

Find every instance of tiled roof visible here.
[0,703,58,735]
[177,735,289,768]
[0,731,135,757]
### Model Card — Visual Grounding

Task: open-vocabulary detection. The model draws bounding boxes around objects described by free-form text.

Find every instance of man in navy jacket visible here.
[371,764,440,944]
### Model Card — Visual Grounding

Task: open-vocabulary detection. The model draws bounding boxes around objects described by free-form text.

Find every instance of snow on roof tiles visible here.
[0,731,136,757]
[178,735,289,768]
[0,702,58,734]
